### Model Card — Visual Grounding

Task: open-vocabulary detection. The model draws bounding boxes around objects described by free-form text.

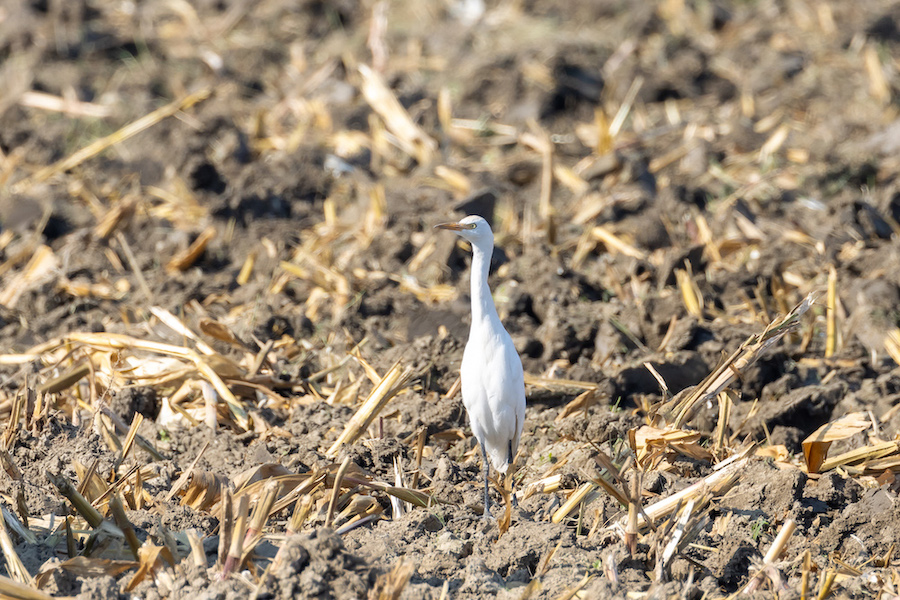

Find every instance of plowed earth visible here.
[1,0,900,598]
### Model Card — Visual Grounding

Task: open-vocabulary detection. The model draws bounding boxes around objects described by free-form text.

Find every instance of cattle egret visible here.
[435,215,526,517]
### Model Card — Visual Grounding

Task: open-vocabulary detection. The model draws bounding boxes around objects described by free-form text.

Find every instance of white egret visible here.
[435,215,526,517]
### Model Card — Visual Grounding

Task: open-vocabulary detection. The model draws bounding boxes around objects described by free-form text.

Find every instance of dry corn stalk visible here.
[822,440,900,473]
[592,226,647,260]
[664,294,814,427]
[551,483,596,524]
[114,413,144,471]
[288,495,316,535]
[358,64,436,165]
[186,530,207,569]
[109,494,141,559]
[264,472,324,515]
[674,267,703,318]
[165,226,217,273]
[372,560,414,600]
[181,471,228,511]
[742,519,796,595]
[657,499,702,578]
[151,306,218,356]
[556,387,603,421]
[554,573,593,600]
[245,480,281,543]
[825,265,838,358]
[325,457,353,528]
[0,245,58,309]
[0,332,251,431]
[336,473,433,508]
[625,474,640,556]
[610,445,753,534]
[759,123,790,163]
[714,390,735,457]
[17,89,112,116]
[3,574,56,599]
[497,477,513,534]
[13,89,211,192]
[516,474,562,501]
[33,556,138,590]
[46,556,140,590]
[884,329,900,366]
[334,496,383,530]
[222,495,250,578]
[93,198,136,240]
[865,43,891,104]
[390,457,406,519]
[46,471,124,538]
[326,362,414,456]
[1,509,34,546]
[0,515,31,586]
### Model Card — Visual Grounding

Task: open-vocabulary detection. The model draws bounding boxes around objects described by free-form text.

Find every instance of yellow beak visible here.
[434,222,476,231]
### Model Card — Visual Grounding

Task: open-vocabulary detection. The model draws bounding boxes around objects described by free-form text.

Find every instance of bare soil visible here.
[1,0,900,598]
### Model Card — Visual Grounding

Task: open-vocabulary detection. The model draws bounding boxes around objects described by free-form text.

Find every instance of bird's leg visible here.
[480,442,490,519]
[508,440,518,508]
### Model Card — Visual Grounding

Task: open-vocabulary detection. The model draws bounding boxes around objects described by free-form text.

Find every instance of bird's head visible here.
[434,215,493,249]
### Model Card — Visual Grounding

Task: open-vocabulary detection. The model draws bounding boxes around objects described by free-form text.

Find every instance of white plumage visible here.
[435,215,526,516]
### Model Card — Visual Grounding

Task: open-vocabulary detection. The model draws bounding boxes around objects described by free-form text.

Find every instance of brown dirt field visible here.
[1,0,900,598]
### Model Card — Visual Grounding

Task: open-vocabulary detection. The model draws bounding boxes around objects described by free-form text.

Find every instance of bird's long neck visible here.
[469,241,500,330]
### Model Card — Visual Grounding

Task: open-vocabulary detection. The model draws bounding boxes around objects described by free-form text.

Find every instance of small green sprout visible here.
[750,516,769,542]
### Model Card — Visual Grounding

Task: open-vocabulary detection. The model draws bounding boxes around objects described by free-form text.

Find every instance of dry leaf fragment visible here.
[801,412,869,473]
[232,463,294,493]
[632,425,713,467]
[555,387,602,421]
[181,470,228,511]
[35,557,138,589]
[755,445,789,463]
[198,318,245,349]
[125,543,176,592]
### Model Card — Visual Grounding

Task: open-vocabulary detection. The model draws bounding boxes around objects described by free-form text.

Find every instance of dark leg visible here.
[480,442,490,518]
[508,440,518,508]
